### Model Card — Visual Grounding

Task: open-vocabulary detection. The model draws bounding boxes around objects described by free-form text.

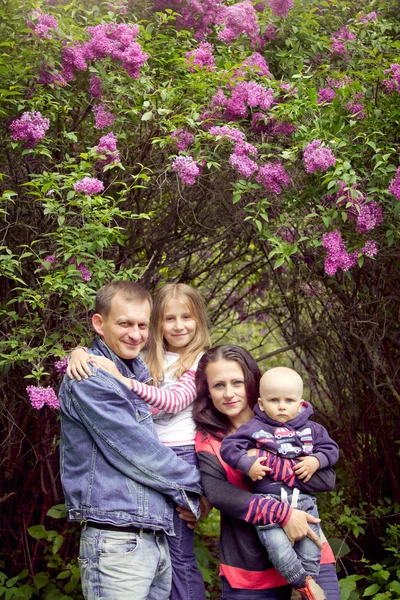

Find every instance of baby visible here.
[221,366,339,600]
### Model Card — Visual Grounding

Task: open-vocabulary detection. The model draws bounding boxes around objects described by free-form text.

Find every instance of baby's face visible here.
[258,376,303,422]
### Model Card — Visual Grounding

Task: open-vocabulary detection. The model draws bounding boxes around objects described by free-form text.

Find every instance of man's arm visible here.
[67,370,202,514]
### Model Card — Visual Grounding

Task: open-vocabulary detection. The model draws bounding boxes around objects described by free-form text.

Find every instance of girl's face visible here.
[205,359,254,430]
[162,298,197,354]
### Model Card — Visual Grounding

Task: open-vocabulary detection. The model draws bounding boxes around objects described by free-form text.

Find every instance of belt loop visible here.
[139,528,144,538]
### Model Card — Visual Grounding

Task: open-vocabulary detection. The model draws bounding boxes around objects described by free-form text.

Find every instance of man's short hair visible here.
[95,281,152,317]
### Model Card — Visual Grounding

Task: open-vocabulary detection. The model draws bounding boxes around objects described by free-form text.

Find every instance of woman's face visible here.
[205,359,254,429]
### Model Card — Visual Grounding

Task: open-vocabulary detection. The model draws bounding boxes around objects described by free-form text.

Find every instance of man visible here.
[59,281,202,600]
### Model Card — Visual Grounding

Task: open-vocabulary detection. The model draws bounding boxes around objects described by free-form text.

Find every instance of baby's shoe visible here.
[296,576,326,600]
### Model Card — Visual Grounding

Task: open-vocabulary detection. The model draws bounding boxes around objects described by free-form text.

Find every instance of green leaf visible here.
[27,525,47,539]
[274,256,285,269]
[33,573,49,590]
[47,504,67,519]
[363,584,380,596]
[56,571,71,580]
[141,111,153,121]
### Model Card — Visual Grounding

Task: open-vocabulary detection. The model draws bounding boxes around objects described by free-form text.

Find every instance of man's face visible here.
[92,294,151,360]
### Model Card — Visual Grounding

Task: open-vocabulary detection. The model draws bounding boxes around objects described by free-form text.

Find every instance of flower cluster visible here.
[90,74,102,99]
[186,42,215,72]
[54,356,68,375]
[229,153,258,177]
[154,0,220,40]
[172,156,200,185]
[303,140,336,173]
[96,132,120,166]
[38,66,67,87]
[171,129,195,152]
[358,11,377,23]
[41,254,55,267]
[61,22,148,83]
[214,81,274,120]
[74,177,104,195]
[347,100,366,119]
[322,230,358,276]
[237,53,272,78]
[10,111,50,148]
[317,87,336,104]
[382,64,400,96]
[93,104,115,129]
[362,240,378,257]
[27,9,58,39]
[256,162,290,193]
[209,125,245,143]
[326,76,352,88]
[268,0,294,18]
[388,167,400,200]
[217,1,259,43]
[27,385,60,410]
[330,26,355,55]
[356,200,383,233]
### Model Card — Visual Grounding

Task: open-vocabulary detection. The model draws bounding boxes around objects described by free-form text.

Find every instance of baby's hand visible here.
[248,457,272,482]
[293,456,320,482]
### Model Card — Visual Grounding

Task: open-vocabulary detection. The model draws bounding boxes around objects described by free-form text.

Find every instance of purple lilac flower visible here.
[330,26,355,56]
[69,258,93,281]
[382,64,400,96]
[356,201,383,233]
[347,101,366,119]
[74,177,104,195]
[225,81,274,120]
[186,42,215,72]
[322,230,358,276]
[358,11,377,23]
[209,125,245,143]
[54,356,68,375]
[268,0,294,18]
[303,140,336,173]
[317,87,336,104]
[27,385,60,410]
[27,9,58,38]
[89,75,102,99]
[40,254,56,269]
[389,167,400,200]
[93,104,115,129]
[10,111,50,148]
[280,82,298,95]
[217,1,260,43]
[240,53,272,78]
[38,66,67,87]
[256,162,290,193]
[172,156,200,185]
[96,132,120,166]
[362,240,378,257]
[171,129,195,152]
[229,152,258,178]
[326,76,352,88]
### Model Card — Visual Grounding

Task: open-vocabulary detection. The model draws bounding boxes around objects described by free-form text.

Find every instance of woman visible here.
[192,345,340,600]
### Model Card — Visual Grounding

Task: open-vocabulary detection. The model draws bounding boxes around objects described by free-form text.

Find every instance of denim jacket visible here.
[59,338,202,534]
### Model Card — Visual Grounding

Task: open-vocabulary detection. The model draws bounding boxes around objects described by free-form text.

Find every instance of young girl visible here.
[67,283,210,600]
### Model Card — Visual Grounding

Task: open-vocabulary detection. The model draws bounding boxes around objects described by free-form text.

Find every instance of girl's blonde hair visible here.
[146,283,211,382]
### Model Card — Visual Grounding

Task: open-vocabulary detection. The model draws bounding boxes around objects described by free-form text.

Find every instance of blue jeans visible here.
[257,493,321,588]
[78,526,171,599]
[169,445,206,600]
[221,563,340,600]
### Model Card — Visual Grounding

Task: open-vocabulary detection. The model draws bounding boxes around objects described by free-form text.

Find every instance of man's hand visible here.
[293,456,320,482]
[283,508,322,549]
[248,457,272,481]
[176,496,212,529]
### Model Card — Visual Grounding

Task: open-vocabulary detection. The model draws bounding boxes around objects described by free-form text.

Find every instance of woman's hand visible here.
[283,508,322,549]
[67,348,92,381]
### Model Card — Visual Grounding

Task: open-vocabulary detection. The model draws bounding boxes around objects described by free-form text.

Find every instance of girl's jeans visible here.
[169,445,207,600]
[257,492,321,588]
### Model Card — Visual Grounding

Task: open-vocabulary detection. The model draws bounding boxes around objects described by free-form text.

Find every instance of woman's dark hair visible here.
[193,345,261,441]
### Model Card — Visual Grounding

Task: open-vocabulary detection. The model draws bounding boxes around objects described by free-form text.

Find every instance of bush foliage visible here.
[1,0,399,597]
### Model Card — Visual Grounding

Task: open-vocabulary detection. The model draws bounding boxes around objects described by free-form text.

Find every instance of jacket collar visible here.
[92,337,150,382]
